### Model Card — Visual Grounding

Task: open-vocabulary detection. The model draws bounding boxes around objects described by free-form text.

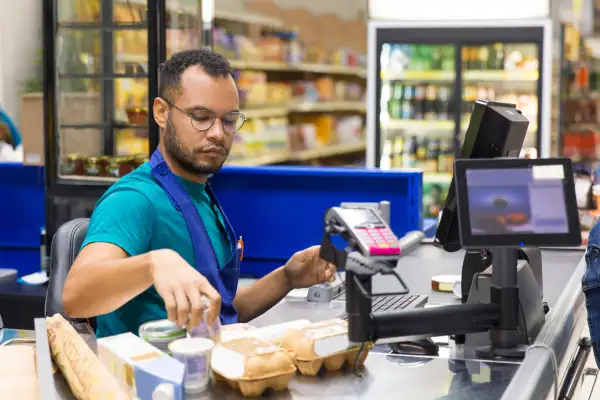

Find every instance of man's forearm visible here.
[62,253,154,318]
[233,266,291,323]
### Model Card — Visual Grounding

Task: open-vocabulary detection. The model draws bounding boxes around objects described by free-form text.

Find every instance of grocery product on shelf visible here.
[381,136,455,174]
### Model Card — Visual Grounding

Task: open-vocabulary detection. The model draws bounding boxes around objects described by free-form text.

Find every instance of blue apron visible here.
[148,149,239,324]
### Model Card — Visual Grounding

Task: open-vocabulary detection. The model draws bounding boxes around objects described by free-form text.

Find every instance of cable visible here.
[353,342,366,378]
[526,343,558,400]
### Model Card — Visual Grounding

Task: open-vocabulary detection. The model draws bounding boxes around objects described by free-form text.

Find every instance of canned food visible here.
[139,319,187,354]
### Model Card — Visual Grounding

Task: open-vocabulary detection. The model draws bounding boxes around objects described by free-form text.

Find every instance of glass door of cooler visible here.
[378,43,458,179]
[460,42,541,157]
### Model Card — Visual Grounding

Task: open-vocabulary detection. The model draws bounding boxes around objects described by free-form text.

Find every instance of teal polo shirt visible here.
[81,162,232,338]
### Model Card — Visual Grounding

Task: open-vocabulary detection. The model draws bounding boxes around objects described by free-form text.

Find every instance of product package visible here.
[211,337,296,397]
[281,318,372,376]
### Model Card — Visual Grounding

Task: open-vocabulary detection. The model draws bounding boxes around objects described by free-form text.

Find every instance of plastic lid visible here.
[140,319,186,339]
[169,337,215,355]
[152,383,174,400]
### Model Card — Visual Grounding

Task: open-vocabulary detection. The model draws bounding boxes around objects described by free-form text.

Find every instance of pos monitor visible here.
[434,100,529,252]
[454,158,582,249]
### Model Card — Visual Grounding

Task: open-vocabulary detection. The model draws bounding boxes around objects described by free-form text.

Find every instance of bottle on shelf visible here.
[392,136,404,169]
[431,46,442,70]
[492,43,505,70]
[403,136,418,168]
[402,85,415,119]
[437,86,451,121]
[468,47,479,69]
[427,139,440,172]
[441,46,455,71]
[413,85,426,120]
[424,85,438,120]
[477,46,489,70]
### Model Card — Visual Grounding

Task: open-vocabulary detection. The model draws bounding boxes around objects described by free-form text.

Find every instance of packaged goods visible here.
[46,314,129,400]
[0,345,39,400]
[220,320,311,345]
[98,332,184,398]
[138,319,186,353]
[211,337,296,397]
[281,319,373,376]
[169,338,214,394]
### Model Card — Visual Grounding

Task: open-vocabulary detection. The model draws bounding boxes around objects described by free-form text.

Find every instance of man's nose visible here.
[206,117,226,141]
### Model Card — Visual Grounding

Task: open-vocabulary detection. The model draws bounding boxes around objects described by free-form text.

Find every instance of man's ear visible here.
[153,97,168,130]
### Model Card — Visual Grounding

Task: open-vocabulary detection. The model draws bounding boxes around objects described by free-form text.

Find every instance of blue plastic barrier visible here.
[0,164,423,278]
[0,163,45,276]
[211,165,423,277]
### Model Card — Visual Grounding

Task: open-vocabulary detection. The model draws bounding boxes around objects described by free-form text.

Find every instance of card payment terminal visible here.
[326,206,400,257]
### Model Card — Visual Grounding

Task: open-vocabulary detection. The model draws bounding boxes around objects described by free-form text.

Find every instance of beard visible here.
[163,115,229,176]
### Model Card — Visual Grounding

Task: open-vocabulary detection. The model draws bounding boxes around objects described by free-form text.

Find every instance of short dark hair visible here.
[158,49,233,101]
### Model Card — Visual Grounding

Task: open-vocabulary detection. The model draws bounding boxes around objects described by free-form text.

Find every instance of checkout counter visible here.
[0,243,594,399]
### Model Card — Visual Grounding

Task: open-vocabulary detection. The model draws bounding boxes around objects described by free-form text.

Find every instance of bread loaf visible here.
[46,314,130,400]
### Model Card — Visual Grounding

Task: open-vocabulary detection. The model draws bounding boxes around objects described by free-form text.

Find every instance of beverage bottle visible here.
[403,136,417,168]
[392,136,404,169]
[478,46,489,70]
[431,46,442,70]
[442,46,455,71]
[402,85,414,119]
[414,85,425,120]
[438,86,450,120]
[469,47,479,69]
[417,137,428,161]
[425,85,437,120]
[494,43,505,70]
[429,139,440,172]
[393,82,404,119]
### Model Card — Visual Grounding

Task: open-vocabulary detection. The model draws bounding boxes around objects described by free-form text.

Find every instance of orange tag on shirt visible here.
[237,237,244,261]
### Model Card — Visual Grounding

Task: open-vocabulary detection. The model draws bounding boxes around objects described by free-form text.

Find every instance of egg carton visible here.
[281,318,373,376]
[211,337,297,397]
[293,343,372,376]
[213,368,295,397]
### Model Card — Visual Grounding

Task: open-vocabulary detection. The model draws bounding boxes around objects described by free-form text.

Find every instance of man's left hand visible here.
[283,245,337,289]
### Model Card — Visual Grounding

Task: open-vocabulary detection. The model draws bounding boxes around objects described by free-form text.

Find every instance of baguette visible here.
[46,314,130,400]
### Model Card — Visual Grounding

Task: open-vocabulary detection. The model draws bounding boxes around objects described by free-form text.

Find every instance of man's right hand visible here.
[149,249,221,330]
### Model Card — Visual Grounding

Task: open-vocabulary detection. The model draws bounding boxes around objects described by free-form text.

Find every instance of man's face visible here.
[157,66,239,175]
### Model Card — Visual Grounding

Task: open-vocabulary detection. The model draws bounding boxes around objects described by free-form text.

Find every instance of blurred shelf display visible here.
[373,32,546,176]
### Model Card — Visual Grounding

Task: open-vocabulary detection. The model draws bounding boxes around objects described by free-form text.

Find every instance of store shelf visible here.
[288,102,366,113]
[228,142,365,166]
[381,70,455,81]
[227,152,291,166]
[293,142,365,161]
[214,10,284,28]
[229,60,366,77]
[242,102,366,118]
[381,119,455,132]
[464,70,538,81]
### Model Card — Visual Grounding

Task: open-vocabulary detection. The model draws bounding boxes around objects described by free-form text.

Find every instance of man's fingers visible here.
[200,282,222,324]
[186,284,205,329]
[173,287,190,327]
[163,291,177,322]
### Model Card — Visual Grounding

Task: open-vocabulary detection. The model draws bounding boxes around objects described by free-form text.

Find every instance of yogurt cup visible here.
[169,337,215,393]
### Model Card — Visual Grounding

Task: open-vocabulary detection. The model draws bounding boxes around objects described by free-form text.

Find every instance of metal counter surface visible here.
[0,245,586,400]
[251,244,584,328]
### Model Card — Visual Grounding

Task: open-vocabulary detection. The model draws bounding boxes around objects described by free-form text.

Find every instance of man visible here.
[62,49,336,337]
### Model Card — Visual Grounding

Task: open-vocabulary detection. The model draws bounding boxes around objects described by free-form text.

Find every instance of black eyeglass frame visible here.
[163,98,247,134]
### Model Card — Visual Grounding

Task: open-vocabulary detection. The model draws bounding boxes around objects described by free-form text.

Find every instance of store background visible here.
[1,0,599,278]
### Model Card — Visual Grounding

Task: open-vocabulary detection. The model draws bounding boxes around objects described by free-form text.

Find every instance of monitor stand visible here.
[468,247,544,359]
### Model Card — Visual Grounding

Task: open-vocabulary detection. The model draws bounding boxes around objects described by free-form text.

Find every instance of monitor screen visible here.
[454,158,581,248]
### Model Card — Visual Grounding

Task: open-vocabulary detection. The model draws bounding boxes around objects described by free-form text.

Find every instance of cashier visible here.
[62,49,336,338]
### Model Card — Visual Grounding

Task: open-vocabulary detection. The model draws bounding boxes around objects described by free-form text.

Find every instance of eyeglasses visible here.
[165,100,246,134]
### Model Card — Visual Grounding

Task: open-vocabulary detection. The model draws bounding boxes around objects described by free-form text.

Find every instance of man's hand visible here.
[149,249,221,329]
[283,245,337,289]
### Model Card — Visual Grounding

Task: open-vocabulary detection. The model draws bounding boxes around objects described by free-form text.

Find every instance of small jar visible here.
[84,156,101,177]
[60,154,81,176]
[107,156,135,178]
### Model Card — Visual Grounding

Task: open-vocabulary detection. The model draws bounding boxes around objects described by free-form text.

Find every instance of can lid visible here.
[152,383,174,400]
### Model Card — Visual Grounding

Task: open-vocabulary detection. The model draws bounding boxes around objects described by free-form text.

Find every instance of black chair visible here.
[45,218,95,332]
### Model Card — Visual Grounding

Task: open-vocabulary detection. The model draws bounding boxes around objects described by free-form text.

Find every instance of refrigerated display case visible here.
[43,0,202,239]
[367,20,553,218]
